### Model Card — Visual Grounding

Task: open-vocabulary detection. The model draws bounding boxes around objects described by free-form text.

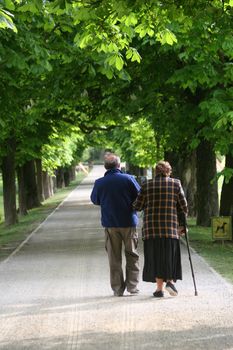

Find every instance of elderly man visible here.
[90,153,140,296]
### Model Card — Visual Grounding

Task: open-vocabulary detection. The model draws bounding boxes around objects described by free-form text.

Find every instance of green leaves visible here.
[0,117,6,128]
[105,54,124,71]
[222,35,233,59]
[74,33,93,49]
[0,0,233,176]
[104,117,158,168]
[122,12,138,27]
[17,1,42,14]
[200,99,229,118]
[218,167,233,184]
[126,48,141,63]
[0,8,17,32]
[214,113,233,129]
[135,23,154,38]
[42,131,84,171]
[71,1,180,79]
[157,29,177,46]
[225,0,233,7]
[115,55,124,71]
[72,5,97,24]
[4,0,15,11]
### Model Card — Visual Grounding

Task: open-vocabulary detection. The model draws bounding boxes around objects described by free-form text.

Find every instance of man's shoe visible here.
[113,291,124,297]
[165,282,178,296]
[153,290,164,298]
[129,289,139,295]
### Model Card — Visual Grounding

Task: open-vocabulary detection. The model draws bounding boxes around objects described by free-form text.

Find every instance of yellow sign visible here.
[212,216,232,241]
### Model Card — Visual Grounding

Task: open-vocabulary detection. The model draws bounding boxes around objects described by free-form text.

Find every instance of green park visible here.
[0,1,233,349]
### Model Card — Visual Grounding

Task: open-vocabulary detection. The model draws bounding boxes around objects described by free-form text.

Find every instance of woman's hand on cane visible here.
[178,226,187,236]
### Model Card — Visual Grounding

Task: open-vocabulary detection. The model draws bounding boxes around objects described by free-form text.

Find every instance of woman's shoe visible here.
[165,282,178,296]
[153,290,164,298]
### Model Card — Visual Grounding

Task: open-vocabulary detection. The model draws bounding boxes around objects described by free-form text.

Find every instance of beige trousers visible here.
[105,227,140,294]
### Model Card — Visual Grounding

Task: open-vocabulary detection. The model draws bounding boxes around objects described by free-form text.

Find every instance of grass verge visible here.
[0,173,86,261]
[187,218,233,284]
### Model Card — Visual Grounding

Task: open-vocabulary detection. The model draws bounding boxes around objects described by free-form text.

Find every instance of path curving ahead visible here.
[0,166,232,350]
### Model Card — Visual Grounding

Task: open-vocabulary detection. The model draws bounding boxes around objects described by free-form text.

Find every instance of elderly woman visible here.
[133,161,188,297]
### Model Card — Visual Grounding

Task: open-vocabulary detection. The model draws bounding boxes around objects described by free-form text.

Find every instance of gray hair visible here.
[155,160,172,176]
[104,153,121,170]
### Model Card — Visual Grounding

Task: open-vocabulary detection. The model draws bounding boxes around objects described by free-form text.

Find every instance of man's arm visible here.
[90,182,100,205]
[129,175,141,199]
[133,185,146,211]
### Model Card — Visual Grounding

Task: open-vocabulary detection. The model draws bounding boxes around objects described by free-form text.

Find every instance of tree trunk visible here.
[49,176,55,197]
[42,171,51,200]
[165,150,197,216]
[164,151,182,179]
[17,166,28,216]
[196,140,219,226]
[64,168,70,187]
[183,152,197,217]
[125,164,145,176]
[1,140,18,225]
[69,165,76,181]
[23,160,41,210]
[35,159,45,202]
[56,167,65,188]
[220,153,233,218]
[52,175,57,193]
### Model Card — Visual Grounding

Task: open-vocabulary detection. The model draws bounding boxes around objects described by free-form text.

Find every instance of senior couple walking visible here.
[90,153,188,298]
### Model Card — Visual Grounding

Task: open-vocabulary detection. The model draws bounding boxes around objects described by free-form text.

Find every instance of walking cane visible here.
[184,227,198,296]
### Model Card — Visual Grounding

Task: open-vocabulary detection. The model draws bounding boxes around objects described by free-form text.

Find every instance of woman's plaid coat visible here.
[133,175,188,240]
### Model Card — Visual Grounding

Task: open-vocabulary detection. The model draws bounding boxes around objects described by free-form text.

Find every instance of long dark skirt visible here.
[143,237,182,283]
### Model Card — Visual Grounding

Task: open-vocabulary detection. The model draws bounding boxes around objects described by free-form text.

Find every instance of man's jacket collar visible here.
[104,168,122,176]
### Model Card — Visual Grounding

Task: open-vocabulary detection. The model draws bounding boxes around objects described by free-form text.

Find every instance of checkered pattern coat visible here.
[133,175,188,240]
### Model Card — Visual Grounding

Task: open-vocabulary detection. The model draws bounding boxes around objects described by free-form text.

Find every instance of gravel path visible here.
[0,165,232,350]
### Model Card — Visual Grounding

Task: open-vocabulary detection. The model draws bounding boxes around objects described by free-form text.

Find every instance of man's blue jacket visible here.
[90,169,140,227]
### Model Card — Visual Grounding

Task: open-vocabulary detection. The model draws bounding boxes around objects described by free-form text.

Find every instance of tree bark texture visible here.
[64,168,70,187]
[23,160,41,210]
[17,166,28,216]
[35,159,45,202]
[220,153,233,218]
[1,140,18,225]
[42,171,51,200]
[196,140,219,226]
[125,164,144,176]
[69,166,76,181]
[49,176,55,197]
[56,168,65,188]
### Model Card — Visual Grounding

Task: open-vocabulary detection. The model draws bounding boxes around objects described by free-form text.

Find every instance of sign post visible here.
[211,216,232,241]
